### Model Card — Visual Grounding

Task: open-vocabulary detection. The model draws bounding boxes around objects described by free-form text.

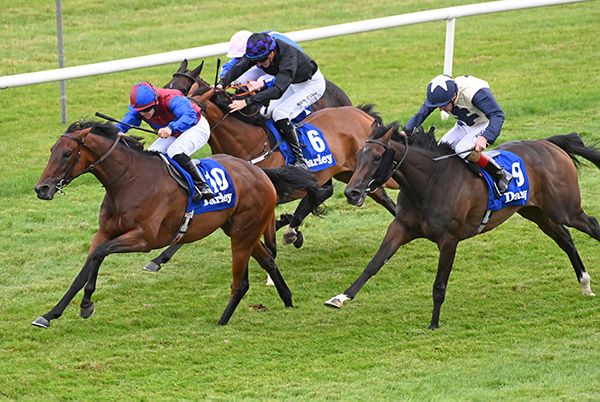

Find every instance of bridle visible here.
[55,130,124,193]
[167,72,202,92]
[365,134,409,192]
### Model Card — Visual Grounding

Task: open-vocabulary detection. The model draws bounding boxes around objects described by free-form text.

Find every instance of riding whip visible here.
[432,148,475,161]
[95,112,157,135]
[214,58,221,87]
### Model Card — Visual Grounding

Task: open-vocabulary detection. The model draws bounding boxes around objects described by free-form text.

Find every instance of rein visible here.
[56,131,123,193]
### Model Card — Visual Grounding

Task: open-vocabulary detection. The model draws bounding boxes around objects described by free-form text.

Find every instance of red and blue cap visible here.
[130,82,159,111]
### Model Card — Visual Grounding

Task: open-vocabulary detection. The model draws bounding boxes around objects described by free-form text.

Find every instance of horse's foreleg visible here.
[218,242,252,326]
[283,180,334,247]
[252,242,293,307]
[143,243,184,272]
[429,237,459,330]
[325,218,414,309]
[368,186,397,216]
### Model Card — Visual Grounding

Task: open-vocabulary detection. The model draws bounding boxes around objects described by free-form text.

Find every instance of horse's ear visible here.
[427,126,436,136]
[190,61,204,77]
[178,59,188,73]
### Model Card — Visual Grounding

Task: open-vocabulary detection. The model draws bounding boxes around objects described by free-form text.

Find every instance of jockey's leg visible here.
[468,151,513,194]
[168,116,214,201]
[274,118,307,169]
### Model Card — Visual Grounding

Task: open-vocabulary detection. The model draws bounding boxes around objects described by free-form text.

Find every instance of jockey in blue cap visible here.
[117,81,214,201]
[402,74,513,194]
[217,32,325,169]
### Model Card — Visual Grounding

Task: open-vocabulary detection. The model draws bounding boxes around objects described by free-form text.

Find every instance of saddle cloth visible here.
[264,120,336,172]
[480,150,529,211]
[160,154,237,214]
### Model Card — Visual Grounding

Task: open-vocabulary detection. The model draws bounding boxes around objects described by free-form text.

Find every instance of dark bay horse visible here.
[32,120,320,328]
[326,123,600,329]
[166,59,353,110]
[146,64,398,272]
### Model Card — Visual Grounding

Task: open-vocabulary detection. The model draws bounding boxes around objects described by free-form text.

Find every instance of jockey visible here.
[116,81,214,201]
[220,30,304,87]
[217,32,326,169]
[402,74,513,194]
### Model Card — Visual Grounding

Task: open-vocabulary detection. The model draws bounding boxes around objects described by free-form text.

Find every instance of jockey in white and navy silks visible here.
[220,30,304,86]
[217,32,326,169]
[402,74,513,194]
[116,81,214,201]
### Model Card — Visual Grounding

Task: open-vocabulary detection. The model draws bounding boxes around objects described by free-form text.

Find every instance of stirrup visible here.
[496,171,513,194]
[192,184,214,201]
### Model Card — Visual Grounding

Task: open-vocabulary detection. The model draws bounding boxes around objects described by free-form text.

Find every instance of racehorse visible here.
[326,122,600,329]
[32,120,320,328]
[165,59,353,110]
[145,63,398,272]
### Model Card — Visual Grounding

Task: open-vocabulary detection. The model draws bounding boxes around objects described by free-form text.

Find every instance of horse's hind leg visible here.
[283,179,334,247]
[518,207,595,296]
[143,243,183,272]
[252,241,293,307]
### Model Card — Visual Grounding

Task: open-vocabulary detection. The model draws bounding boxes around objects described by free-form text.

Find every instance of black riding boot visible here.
[172,153,214,202]
[275,119,308,169]
[480,153,513,194]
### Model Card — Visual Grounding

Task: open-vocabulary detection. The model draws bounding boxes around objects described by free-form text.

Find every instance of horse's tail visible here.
[357,104,383,127]
[545,133,600,170]
[262,166,321,214]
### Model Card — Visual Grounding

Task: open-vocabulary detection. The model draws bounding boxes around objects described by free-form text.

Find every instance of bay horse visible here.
[145,63,398,272]
[165,59,353,110]
[32,120,320,328]
[326,122,600,329]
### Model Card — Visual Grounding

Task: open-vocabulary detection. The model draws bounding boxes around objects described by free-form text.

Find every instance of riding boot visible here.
[477,153,513,194]
[275,119,308,169]
[172,153,215,202]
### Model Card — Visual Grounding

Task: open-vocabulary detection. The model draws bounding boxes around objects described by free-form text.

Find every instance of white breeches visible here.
[439,122,489,159]
[234,67,269,85]
[148,115,211,157]
[263,69,326,122]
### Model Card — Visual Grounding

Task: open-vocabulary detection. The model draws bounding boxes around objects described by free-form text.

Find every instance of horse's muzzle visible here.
[35,183,56,200]
[344,187,366,207]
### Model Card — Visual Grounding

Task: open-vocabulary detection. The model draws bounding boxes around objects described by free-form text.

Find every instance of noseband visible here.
[55,130,123,193]
[365,135,409,192]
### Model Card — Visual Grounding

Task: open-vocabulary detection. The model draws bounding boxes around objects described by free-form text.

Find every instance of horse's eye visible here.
[63,150,72,158]
[374,154,382,161]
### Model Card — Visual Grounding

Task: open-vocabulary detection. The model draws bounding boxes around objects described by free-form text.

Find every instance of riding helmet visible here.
[425,75,458,107]
[227,30,253,58]
[245,32,276,61]
[130,82,159,111]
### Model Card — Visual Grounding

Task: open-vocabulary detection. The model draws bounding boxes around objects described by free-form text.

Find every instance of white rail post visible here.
[56,0,67,125]
[441,17,456,120]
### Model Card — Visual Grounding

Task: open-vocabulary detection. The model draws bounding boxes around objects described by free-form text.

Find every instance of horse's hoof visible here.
[31,316,50,329]
[282,230,297,245]
[292,231,304,249]
[324,294,350,309]
[144,261,161,272]
[80,303,95,319]
[428,323,439,330]
[265,275,275,286]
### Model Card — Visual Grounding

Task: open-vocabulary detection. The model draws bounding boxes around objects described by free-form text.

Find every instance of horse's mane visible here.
[66,119,147,153]
[191,86,266,126]
[356,104,383,126]
[370,122,453,156]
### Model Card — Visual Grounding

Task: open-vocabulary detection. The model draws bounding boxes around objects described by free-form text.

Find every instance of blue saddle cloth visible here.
[480,150,529,211]
[265,120,336,172]
[164,155,237,214]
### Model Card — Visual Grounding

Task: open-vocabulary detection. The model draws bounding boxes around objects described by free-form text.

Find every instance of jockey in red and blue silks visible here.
[116,81,214,201]
[402,74,513,194]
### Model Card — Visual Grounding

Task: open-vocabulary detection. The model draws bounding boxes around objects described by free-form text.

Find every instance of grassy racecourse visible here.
[1,0,599,399]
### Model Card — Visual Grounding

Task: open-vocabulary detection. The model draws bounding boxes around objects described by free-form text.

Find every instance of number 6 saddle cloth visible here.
[264,120,336,172]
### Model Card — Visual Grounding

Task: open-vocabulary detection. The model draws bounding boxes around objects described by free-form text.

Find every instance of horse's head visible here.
[164,59,205,95]
[345,122,401,206]
[35,120,131,200]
